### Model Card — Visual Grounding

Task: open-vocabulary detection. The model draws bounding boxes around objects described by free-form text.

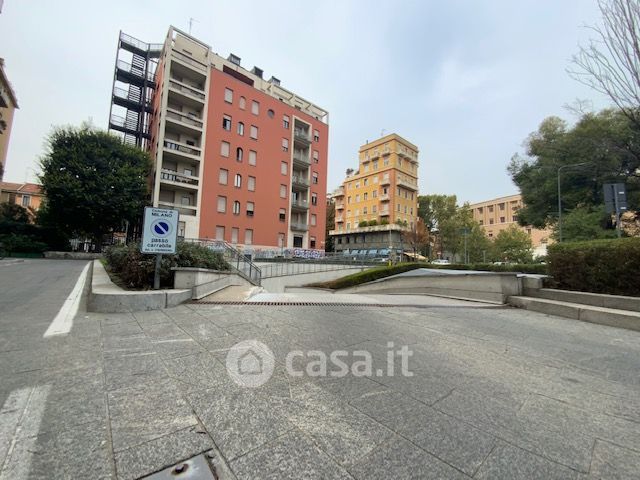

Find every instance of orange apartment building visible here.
[0,182,44,211]
[330,134,419,255]
[109,28,328,253]
[469,194,553,256]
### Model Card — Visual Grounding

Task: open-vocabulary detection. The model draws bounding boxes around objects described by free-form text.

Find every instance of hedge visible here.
[311,262,547,290]
[104,241,229,289]
[547,238,640,296]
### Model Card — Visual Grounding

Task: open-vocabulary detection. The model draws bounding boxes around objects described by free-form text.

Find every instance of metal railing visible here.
[171,50,208,72]
[168,79,206,100]
[116,60,156,83]
[291,176,310,187]
[294,129,310,142]
[290,222,309,231]
[256,255,377,279]
[185,239,262,285]
[160,169,199,186]
[166,109,203,128]
[163,140,201,157]
[291,199,309,210]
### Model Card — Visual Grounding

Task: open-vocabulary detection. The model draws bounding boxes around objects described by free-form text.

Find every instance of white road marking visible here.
[44,262,91,337]
[0,385,51,480]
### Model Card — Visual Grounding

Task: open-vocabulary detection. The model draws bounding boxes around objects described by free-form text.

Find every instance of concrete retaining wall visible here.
[172,267,252,300]
[261,267,367,293]
[88,260,191,313]
[340,272,522,304]
[527,288,640,312]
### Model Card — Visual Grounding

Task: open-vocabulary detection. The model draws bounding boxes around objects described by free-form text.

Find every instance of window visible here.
[283,115,290,129]
[220,141,230,157]
[184,168,193,176]
[250,125,258,139]
[356,194,360,202]
[279,208,286,221]
[249,150,257,166]
[219,168,228,185]
[246,202,255,216]
[363,207,368,215]
[364,178,368,186]
[373,176,378,184]
[312,172,318,184]
[278,233,286,247]
[372,205,377,213]
[313,129,319,142]
[234,174,242,188]
[216,226,225,240]
[244,229,253,245]
[222,115,231,131]
[499,203,505,211]
[251,100,260,115]
[488,206,494,213]
[311,214,317,226]
[513,215,518,222]
[364,193,368,200]
[224,88,233,103]
[236,147,243,162]
[267,109,275,119]
[21,196,30,207]
[310,237,316,248]
[500,216,505,223]
[293,236,303,248]
[178,221,185,238]
[489,218,494,224]
[231,227,239,244]
[372,190,377,198]
[282,138,289,152]
[373,160,378,170]
[248,176,256,191]
[280,185,287,198]
[397,204,401,212]
[239,96,246,109]
[181,195,191,206]
[311,193,317,205]
[217,196,227,213]
[233,201,241,215]
[313,150,319,163]
[237,122,244,136]
[281,161,288,175]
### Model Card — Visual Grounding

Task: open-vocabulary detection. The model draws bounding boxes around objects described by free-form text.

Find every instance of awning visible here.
[404,252,427,261]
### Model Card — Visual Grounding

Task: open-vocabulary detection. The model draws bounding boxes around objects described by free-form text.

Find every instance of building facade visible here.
[0,58,18,180]
[109,27,328,253]
[330,134,419,254]
[0,182,44,211]
[469,194,552,256]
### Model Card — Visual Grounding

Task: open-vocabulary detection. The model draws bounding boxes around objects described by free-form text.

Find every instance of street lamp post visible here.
[557,162,591,242]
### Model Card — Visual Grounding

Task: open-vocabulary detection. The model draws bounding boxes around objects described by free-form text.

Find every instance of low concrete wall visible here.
[528,288,640,312]
[88,260,191,313]
[340,272,522,304]
[172,267,252,300]
[45,251,103,260]
[261,267,367,293]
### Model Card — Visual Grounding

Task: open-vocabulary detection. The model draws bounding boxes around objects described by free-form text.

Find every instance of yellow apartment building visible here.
[469,194,553,256]
[330,133,419,255]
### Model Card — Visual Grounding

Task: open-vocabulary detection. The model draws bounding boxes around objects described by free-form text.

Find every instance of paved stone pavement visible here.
[2,260,640,478]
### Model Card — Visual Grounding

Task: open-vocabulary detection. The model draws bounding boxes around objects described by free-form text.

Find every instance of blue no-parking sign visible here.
[141,207,179,254]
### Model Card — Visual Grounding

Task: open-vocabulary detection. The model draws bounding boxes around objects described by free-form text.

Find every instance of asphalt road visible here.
[1,259,640,479]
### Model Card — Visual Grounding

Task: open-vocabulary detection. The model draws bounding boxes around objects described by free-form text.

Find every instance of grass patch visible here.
[309,262,548,290]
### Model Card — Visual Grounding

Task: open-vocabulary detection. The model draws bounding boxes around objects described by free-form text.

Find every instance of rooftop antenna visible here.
[188,17,199,35]
[380,129,386,137]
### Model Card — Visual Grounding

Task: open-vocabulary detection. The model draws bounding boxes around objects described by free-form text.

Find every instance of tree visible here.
[418,194,457,232]
[569,0,640,129]
[325,201,335,252]
[551,206,617,242]
[490,225,533,263]
[39,126,150,246]
[0,203,32,223]
[402,219,429,259]
[508,109,640,229]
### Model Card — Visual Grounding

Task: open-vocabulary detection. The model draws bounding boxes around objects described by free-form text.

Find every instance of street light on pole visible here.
[557,162,591,242]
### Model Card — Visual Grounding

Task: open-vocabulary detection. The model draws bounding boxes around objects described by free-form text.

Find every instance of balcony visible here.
[165,108,203,134]
[333,187,345,198]
[397,178,418,191]
[163,139,202,159]
[379,194,390,202]
[380,175,391,186]
[168,79,206,106]
[292,153,311,167]
[291,198,309,211]
[293,129,311,145]
[115,59,155,85]
[112,86,151,112]
[171,50,208,73]
[290,222,309,232]
[160,169,199,190]
[335,202,345,210]
[379,210,390,217]
[291,175,310,189]
[382,147,391,156]
[158,201,197,216]
[335,215,344,223]
[370,150,380,160]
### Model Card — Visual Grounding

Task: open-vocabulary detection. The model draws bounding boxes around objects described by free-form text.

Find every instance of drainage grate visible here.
[190,300,507,309]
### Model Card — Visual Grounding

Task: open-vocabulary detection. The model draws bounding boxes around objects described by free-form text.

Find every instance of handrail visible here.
[116,60,156,83]
[171,50,208,72]
[168,79,205,100]
[184,239,262,285]
[160,169,199,186]
[166,109,203,128]
[163,140,201,157]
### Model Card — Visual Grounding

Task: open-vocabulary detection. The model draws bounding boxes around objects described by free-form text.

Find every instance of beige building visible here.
[0,182,44,212]
[0,58,18,180]
[329,133,419,255]
[469,194,552,256]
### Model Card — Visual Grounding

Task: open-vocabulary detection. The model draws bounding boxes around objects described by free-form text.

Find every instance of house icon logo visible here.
[226,340,275,388]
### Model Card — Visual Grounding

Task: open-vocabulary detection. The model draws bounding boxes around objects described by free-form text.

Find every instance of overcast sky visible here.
[1,0,611,203]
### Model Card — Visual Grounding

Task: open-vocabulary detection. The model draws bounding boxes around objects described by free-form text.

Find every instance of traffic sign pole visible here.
[153,253,162,290]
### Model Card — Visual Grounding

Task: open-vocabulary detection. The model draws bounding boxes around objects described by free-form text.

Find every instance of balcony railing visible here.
[158,201,197,216]
[291,199,309,210]
[294,129,310,143]
[116,60,155,83]
[290,222,309,232]
[168,79,206,101]
[335,203,345,210]
[370,150,380,160]
[397,178,418,191]
[291,176,310,187]
[379,194,390,202]
[166,109,203,129]
[163,140,201,157]
[379,210,390,216]
[335,215,344,222]
[171,50,208,72]
[160,169,199,187]
[112,87,150,108]
[293,154,311,165]
[380,176,391,185]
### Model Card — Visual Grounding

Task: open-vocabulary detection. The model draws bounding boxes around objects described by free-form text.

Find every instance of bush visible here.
[368,220,378,226]
[547,238,640,296]
[380,219,389,225]
[0,233,47,255]
[358,220,369,227]
[310,262,547,290]
[104,241,229,289]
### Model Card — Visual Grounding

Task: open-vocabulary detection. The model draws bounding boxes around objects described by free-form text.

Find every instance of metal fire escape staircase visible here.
[108,32,162,147]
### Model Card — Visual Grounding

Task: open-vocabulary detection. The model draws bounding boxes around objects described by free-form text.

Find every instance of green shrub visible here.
[104,241,229,289]
[0,233,47,255]
[547,238,640,296]
[310,262,547,290]
[368,220,378,226]
[358,220,369,227]
[380,219,389,225]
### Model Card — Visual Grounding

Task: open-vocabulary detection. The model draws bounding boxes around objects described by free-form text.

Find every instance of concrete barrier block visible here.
[579,307,640,332]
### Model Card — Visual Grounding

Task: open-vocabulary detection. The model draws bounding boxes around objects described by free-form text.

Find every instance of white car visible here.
[430,259,451,265]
